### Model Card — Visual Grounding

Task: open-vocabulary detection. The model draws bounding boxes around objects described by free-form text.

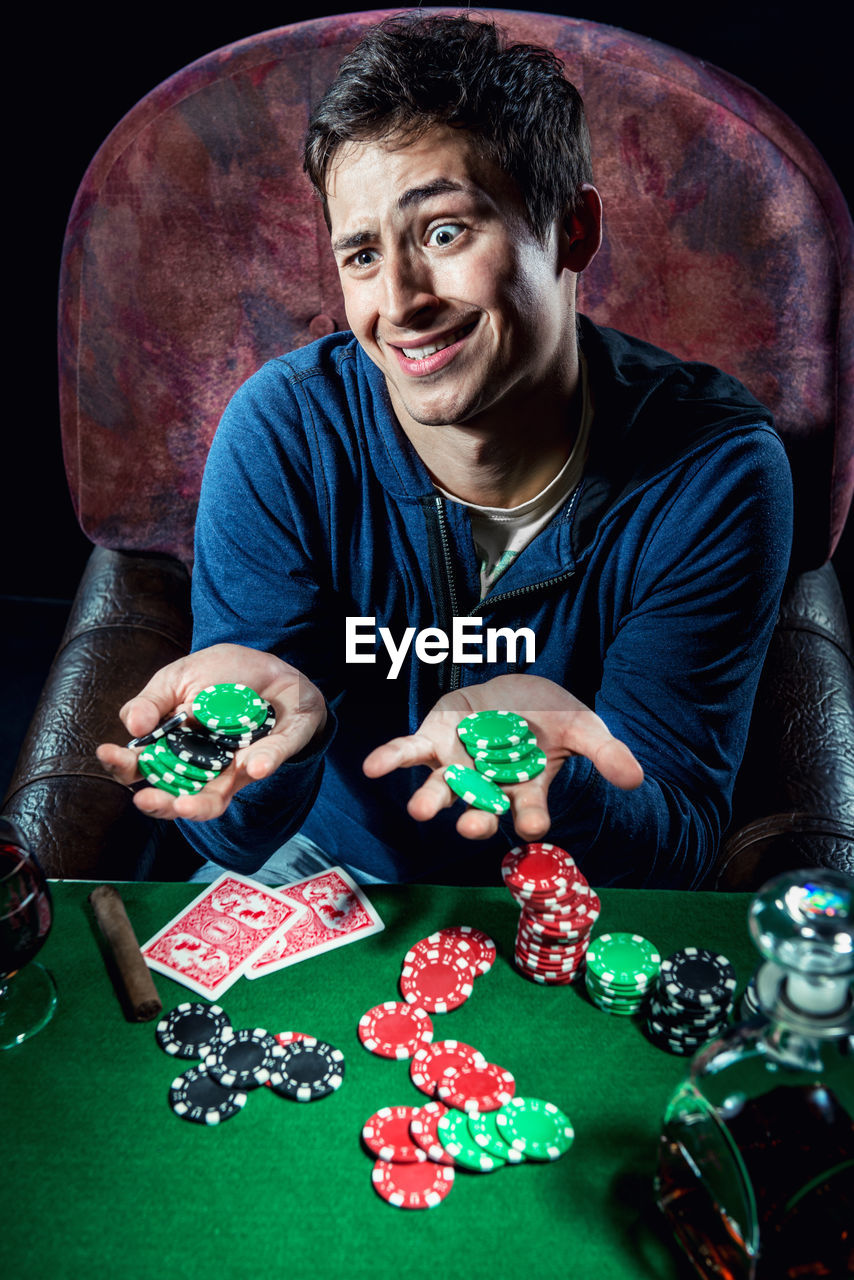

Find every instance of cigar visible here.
[89,885,162,1021]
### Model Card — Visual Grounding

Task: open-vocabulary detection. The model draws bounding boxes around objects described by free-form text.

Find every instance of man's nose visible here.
[381,249,438,327]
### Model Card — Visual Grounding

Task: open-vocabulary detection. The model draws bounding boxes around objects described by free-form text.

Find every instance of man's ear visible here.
[560,184,602,273]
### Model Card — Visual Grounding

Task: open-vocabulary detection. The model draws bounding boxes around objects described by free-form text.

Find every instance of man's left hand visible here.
[362,674,643,841]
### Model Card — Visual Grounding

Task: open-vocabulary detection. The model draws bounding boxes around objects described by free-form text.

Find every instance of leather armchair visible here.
[4,11,852,886]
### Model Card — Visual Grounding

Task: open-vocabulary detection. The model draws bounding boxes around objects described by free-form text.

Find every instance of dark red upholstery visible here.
[6,10,850,884]
[61,9,853,571]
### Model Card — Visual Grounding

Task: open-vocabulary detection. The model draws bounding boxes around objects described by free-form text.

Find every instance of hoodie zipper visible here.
[430,487,582,693]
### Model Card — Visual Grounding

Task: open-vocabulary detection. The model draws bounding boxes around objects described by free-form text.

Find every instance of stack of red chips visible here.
[502,843,601,985]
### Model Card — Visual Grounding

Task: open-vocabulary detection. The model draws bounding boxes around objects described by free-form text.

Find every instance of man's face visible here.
[326,126,577,436]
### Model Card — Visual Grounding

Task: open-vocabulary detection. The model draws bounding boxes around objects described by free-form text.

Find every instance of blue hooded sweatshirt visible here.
[180,317,793,887]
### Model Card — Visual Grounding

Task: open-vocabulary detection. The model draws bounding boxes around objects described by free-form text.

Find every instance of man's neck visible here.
[389,347,583,509]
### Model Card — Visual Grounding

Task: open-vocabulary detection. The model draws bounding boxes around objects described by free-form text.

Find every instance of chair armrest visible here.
[715,561,854,889]
[1,546,192,879]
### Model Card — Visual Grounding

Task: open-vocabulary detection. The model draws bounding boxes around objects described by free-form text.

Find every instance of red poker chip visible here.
[428,926,497,977]
[502,842,580,893]
[519,914,595,940]
[409,1039,487,1097]
[517,919,592,945]
[358,1002,434,1059]
[516,930,590,956]
[516,943,586,967]
[523,888,601,920]
[508,870,594,901]
[362,1106,428,1163]
[517,953,585,975]
[520,898,596,925]
[516,936,588,963]
[516,920,591,948]
[516,929,588,953]
[400,948,476,1013]
[509,878,592,907]
[409,1101,455,1165]
[517,965,581,985]
[436,1060,516,1114]
[371,1157,455,1209]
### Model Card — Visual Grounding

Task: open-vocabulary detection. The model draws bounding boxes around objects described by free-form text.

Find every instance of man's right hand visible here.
[95,643,327,821]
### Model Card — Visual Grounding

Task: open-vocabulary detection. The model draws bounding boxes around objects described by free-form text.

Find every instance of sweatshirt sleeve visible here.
[529,426,793,888]
[176,361,340,872]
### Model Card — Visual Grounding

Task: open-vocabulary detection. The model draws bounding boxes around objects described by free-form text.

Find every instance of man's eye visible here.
[353,249,378,267]
[428,224,463,247]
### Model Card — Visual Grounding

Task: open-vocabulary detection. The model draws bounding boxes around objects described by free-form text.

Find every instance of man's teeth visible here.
[402,327,468,359]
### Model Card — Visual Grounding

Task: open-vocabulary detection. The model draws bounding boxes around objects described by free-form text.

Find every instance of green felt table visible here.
[1,882,758,1280]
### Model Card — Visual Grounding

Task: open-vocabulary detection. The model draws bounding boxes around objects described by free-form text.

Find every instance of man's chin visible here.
[392,388,489,431]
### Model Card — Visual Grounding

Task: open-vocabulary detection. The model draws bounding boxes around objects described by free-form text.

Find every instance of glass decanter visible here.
[655,867,854,1279]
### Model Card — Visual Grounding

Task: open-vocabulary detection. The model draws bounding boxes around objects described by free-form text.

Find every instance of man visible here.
[96,14,793,888]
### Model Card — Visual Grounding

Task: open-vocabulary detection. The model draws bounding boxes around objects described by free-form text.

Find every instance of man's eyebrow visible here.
[331,229,376,255]
[331,179,470,255]
[397,178,467,211]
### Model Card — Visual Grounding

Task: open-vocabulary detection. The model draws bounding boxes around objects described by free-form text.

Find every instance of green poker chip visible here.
[495,1097,575,1161]
[456,710,530,751]
[147,740,219,784]
[138,753,205,796]
[470,735,539,764]
[475,750,547,785]
[586,932,661,987]
[467,1107,525,1164]
[443,765,510,815]
[192,683,268,731]
[437,1108,507,1171]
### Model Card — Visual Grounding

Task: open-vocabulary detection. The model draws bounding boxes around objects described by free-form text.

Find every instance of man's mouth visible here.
[399,323,475,360]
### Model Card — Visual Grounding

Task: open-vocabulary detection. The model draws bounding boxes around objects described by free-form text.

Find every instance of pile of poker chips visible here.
[646,947,737,1055]
[444,710,546,816]
[130,682,276,797]
[502,842,601,984]
[156,1002,345,1124]
[356,924,574,1208]
[584,931,662,1015]
[360,1042,574,1208]
[357,926,496,1060]
[399,924,496,1011]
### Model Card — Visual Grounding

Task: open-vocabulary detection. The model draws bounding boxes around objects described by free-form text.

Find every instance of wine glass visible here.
[0,817,57,1049]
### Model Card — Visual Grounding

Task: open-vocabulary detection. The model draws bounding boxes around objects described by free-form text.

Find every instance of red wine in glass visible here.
[0,817,57,1048]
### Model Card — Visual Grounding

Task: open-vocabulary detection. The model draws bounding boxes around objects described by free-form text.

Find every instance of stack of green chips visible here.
[137,740,212,797]
[443,710,547,816]
[136,682,275,796]
[191,683,272,738]
[584,932,662,1016]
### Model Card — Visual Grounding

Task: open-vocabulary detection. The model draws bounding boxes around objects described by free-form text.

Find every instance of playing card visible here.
[245,866,384,977]
[142,873,306,998]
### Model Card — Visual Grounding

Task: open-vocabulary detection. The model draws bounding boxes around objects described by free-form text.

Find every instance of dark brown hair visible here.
[303,13,593,243]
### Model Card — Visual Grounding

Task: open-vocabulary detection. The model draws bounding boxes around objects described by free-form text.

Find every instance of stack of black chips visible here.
[155,1002,346,1125]
[645,947,737,1056]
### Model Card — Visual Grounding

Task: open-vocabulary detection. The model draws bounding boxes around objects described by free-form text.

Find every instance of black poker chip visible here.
[127,710,189,750]
[659,948,737,1008]
[268,1037,346,1102]
[646,948,735,1055]
[648,998,724,1030]
[204,1027,283,1089]
[165,725,236,771]
[168,1065,247,1124]
[208,703,277,748]
[155,1002,231,1059]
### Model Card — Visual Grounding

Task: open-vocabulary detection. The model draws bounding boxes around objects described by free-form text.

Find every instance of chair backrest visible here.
[60,8,853,570]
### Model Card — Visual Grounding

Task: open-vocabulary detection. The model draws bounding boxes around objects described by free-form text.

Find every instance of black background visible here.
[13,3,853,604]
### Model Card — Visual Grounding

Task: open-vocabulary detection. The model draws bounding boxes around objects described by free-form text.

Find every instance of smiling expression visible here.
[326,127,580,440]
